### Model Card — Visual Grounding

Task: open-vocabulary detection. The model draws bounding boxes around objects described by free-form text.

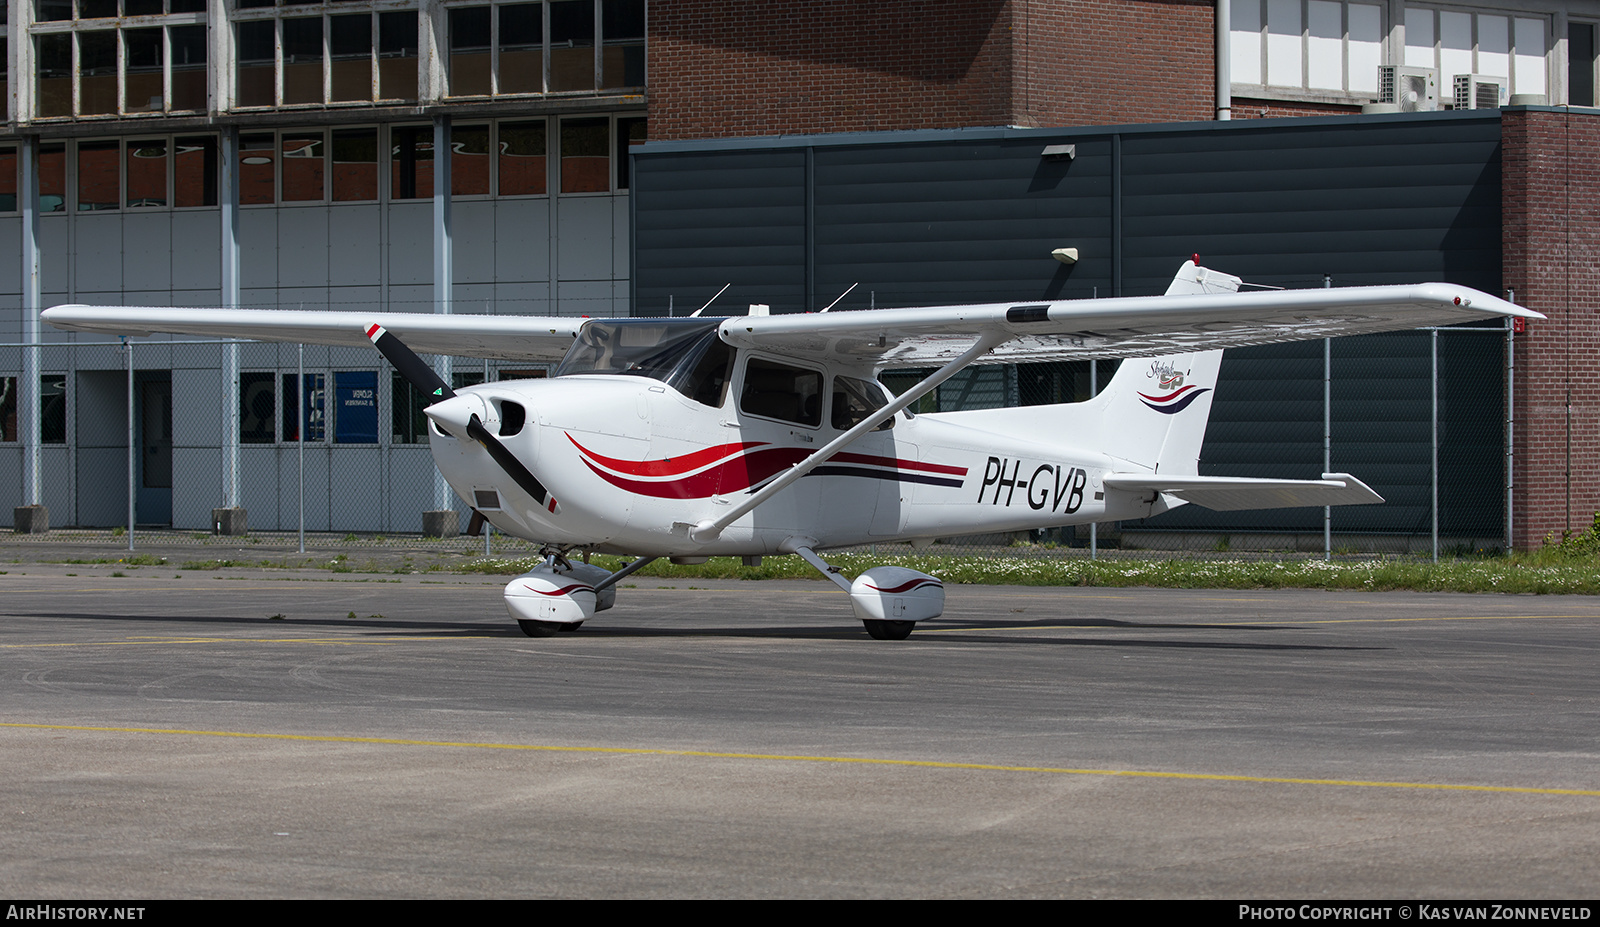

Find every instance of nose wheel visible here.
[862,619,914,640]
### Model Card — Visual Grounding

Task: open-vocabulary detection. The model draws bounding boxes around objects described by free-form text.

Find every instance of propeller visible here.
[365,323,550,506]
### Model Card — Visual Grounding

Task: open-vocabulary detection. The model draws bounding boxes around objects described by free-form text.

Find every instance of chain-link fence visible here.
[2,324,1515,559]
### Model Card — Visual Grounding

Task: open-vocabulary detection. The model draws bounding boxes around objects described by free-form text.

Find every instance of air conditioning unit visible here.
[1453,74,1507,110]
[1378,65,1440,112]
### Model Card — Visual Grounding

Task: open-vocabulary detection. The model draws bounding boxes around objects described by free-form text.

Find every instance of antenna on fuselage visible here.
[689,283,732,317]
[819,282,859,312]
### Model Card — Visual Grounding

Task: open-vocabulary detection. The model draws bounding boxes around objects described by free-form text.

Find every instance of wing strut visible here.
[688,330,1012,543]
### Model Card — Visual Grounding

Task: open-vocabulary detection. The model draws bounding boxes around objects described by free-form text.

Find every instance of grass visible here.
[449,536,1600,596]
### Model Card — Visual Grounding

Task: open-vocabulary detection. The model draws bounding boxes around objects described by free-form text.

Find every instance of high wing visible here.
[1103,472,1384,511]
[37,306,584,362]
[42,265,1540,367]
[717,280,1542,368]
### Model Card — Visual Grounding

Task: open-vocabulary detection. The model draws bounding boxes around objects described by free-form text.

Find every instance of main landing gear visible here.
[788,545,944,640]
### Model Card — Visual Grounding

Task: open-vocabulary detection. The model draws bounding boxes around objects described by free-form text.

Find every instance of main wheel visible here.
[518,619,562,637]
[558,621,584,632]
[863,619,915,640]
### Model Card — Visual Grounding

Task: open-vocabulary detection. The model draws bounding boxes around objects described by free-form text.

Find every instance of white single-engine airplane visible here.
[43,261,1539,640]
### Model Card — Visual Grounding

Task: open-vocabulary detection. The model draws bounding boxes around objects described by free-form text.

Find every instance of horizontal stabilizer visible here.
[1103,472,1384,511]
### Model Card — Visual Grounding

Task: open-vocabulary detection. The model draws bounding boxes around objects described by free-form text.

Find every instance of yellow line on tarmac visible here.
[3,721,1597,799]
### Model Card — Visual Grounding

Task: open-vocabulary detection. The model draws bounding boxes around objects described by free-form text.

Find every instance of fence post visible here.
[1324,274,1332,561]
[1505,292,1515,552]
[1089,358,1098,560]
[126,338,135,552]
[1432,327,1439,563]
[298,343,306,555]
[21,137,42,519]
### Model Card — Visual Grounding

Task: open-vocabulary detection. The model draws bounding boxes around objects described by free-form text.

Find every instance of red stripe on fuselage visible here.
[567,433,768,477]
[580,446,811,498]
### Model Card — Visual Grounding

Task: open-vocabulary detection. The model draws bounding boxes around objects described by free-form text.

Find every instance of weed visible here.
[269,614,286,620]
[111,571,126,577]
[347,611,357,619]
[111,526,125,537]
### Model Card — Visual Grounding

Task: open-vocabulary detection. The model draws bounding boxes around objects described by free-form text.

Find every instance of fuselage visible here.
[429,363,1172,557]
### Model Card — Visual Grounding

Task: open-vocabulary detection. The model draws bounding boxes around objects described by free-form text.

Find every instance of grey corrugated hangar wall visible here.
[631,112,1506,545]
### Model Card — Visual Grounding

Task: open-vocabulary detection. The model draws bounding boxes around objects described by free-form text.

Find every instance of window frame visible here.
[737,354,826,430]
[1231,0,1388,98]
[29,11,210,120]
[441,0,645,100]
[1402,4,1550,100]
[230,4,420,110]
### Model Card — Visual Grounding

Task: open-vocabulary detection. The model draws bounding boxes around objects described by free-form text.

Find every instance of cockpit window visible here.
[556,319,721,381]
[831,376,893,431]
[741,357,823,426]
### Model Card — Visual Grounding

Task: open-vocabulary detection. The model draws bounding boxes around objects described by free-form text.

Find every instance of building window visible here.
[333,371,378,444]
[1573,22,1597,107]
[126,140,167,208]
[498,120,547,195]
[174,136,218,208]
[390,125,434,200]
[232,8,418,108]
[42,376,67,444]
[30,10,209,119]
[1404,6,1547,99]
[240,133,276,205]
[282,132,325,202]
[0,377,14,442]
[282,373,325,443]
[77,140,119,210]
[445,0,643,98]
[332,128,378,202]
[615,116,644,191]
[40,144,67,213]
[560,116,608,193]
[240,372,277,444]
[0,147,15,213]
[1232,0,1383,95]
[453,124,492,196]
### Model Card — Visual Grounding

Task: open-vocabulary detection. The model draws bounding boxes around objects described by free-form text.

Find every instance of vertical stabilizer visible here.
[1083,260,1238,473]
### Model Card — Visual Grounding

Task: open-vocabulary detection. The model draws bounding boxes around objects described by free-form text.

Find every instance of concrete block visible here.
[423,509,459,538]
[13,505,49,534]
[212,507,248,536]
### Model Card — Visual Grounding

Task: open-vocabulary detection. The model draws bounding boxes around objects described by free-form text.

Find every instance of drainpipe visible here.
[1216,0,1232,120]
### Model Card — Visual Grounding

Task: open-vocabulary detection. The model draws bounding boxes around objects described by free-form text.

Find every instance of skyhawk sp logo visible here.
[1138,361,1210,414]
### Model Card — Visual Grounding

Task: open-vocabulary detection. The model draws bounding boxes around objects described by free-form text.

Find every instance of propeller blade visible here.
[367,323,550,506]
[366,323,454,402]
[466,413,549,505]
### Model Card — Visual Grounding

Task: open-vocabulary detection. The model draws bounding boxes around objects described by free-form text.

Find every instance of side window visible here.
[740,358,822,427]
[831,376,893,432]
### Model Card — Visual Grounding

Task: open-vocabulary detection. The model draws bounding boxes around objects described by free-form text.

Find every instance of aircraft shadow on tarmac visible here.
[7,611,1384,651]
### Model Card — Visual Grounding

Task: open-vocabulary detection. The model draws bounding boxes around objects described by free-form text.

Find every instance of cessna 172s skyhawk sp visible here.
[43,261,1538,640]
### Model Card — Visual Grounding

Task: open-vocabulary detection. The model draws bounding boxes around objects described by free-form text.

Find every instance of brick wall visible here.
[1502,109,1600,547]
[647,0,1218,140]
[1010,0,1214,127]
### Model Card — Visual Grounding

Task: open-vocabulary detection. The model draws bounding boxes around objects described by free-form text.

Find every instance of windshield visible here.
[556,319,720,379]
[555,318,734,407]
